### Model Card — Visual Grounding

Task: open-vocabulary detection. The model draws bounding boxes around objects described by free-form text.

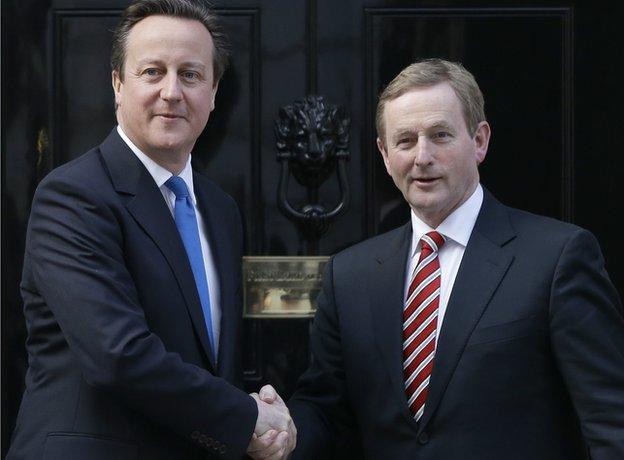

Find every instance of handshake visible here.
[247,385,297,460]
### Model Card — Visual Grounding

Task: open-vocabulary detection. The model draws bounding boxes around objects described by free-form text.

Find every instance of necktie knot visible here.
[420,231,446,254]
[165,176,190,199]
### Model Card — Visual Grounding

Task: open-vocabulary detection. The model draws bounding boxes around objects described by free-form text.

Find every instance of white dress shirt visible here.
[117,126,221,357]
[404,184,484,342]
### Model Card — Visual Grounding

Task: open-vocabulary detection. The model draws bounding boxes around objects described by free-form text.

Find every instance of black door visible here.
[2,0,622,454]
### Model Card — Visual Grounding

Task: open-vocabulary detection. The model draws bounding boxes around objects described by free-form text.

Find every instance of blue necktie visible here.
[165,176,216,361]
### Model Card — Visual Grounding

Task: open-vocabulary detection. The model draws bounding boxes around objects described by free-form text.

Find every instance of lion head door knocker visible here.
[275,95,351,250]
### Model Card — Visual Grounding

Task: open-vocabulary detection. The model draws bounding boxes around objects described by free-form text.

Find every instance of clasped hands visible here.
[247,385,297,460]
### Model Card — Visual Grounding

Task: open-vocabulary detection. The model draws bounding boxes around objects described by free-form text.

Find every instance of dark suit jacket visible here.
[8,130,257,460]
[290,189,624,460]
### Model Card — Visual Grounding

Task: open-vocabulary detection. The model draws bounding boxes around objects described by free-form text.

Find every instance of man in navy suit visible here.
[8,1,294,459]
[288,59,624,459]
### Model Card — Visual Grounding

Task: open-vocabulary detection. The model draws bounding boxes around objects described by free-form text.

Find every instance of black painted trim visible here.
[363,7,574,235]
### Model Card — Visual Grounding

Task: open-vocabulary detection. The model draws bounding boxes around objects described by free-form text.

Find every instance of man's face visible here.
[112,15,218,162]
[377,82,490,228]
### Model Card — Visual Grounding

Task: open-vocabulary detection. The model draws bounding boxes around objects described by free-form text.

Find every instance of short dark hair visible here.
[111,0,229,83]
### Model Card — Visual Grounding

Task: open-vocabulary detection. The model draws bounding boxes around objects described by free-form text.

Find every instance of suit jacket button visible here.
[418,432,429,444]
[191,431,200,440]
[219,445,227,454]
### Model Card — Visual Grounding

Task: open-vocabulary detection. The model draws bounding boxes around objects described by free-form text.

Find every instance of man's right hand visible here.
[251,385,295,435]
[247,385,297,459]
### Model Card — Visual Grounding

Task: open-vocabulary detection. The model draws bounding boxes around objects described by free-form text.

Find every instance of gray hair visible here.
[376,58,485,141]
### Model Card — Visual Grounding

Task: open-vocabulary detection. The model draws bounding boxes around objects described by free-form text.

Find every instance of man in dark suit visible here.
[288,59,624,459]
[8,1,294,459]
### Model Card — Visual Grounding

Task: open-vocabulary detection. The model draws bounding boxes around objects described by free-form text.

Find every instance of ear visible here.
[473,121,491,165]
[112,70,123,108]
[377,136,392,175]
[209,79,220,111]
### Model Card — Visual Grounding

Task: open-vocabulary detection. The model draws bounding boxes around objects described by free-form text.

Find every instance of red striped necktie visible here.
[403,231,446,420]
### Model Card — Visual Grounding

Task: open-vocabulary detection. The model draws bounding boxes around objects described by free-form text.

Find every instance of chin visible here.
[407,191,441,207]
[151,135,187,152]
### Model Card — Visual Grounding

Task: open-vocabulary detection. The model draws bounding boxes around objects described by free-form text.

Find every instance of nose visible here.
[413,137,434,166]
[160,74,183,102]
[307,132,322,161]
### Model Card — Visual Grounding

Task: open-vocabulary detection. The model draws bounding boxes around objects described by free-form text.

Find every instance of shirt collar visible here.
[117,125,196,204]
[410,183,484,256]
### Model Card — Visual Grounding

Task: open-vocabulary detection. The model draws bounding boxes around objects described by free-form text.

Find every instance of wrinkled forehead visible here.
[384,84,465,128]
[125,15,215,62]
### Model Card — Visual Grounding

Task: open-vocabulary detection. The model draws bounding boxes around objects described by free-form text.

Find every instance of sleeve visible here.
[549,228,624,459]
[26,173,257,459]
[288,258,356,459]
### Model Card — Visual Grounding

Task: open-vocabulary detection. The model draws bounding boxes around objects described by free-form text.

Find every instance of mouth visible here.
[155,113,185,120]
[412,177,441,185]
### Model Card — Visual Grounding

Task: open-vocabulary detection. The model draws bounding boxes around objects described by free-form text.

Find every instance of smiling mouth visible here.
[413,177,440,183]
[155,114,184,119]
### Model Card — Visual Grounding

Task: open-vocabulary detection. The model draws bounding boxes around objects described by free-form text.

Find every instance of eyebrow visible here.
[428,121,453,131]
[180,61,207,71]
[391,128,417,143]
[135,59,207,71]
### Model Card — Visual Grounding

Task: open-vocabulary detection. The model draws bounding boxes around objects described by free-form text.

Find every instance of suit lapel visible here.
[193,176,236,378]
[99,129,216,370]
[417,190,516,432]
[368,223,420,427]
